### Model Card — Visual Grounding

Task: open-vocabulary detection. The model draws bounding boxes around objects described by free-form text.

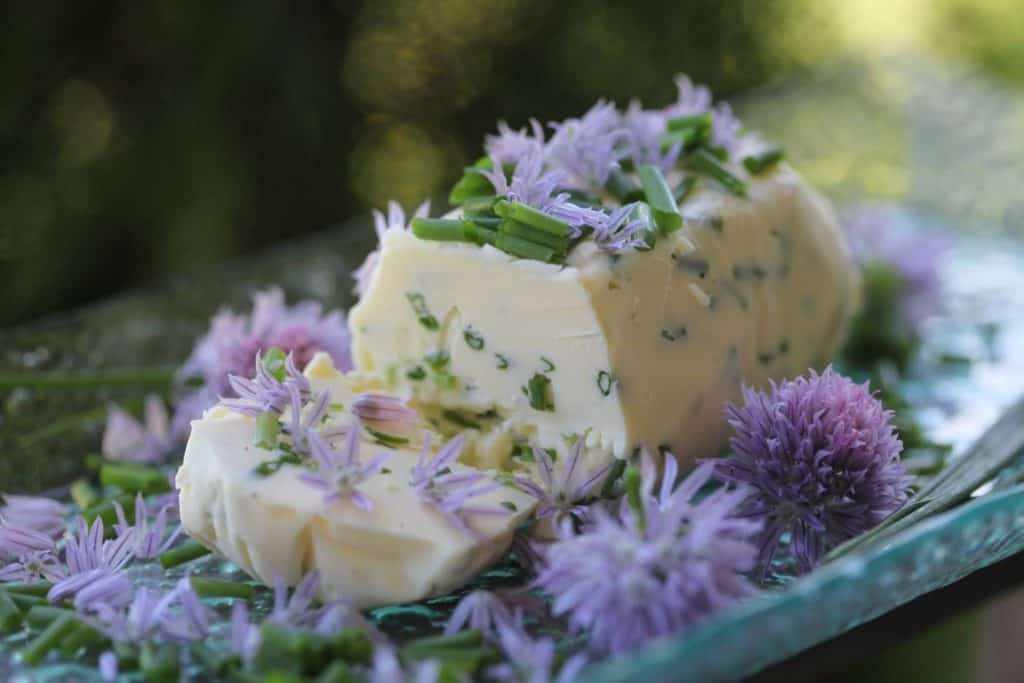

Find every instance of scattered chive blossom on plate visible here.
[714,366,910,574]
[101,395,174,464]
[444,589,512,638]
[0,493,66,539]
[47,516,136,608]
[487,611,588,683]
[113,494,182,561]
[533,456,759,654]
[513,438,610,528]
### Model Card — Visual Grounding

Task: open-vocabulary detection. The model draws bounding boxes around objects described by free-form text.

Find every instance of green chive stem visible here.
[9,593,48,611]
[21,613,78,665]
[688,149,748,197]
[624,466,646,533]
[159,540,211,569]
[742,146,785,175]
[495,232,556,262]
[637,165,682,234]
[606,168,643,203]
[3,582,53,598]
[60,622,105,656]
[25,606,75,629]
[263,347,288,382]
[189,577,254,599]
[673,176,696,203]
[494,200,571,238]
[0,591,23,633]
[253,412,281,450]
[412,218,467,242]
[99,462,171,494]
[82,492,137,526]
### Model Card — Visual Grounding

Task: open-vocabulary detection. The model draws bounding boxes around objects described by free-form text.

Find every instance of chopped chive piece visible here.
[190,577,254,599]
[253,412,280,450]
[493,200,571,238]
[638,165,682,234]
[461,194,498,216]
[253,460,282,476]
[263,347,288,382]
[3,582,52,598]
[60,622,104,656]
[82,492,136,526]
[624,466,646,533]
[495,231,556,262]
[498,219,570,252]
[742,145,785,175]
[449,159,496,205]
[525,373,554,412]
[463,221,498,246]
[402,630,484,656]
[0,592,22,633]
[597,371,615,396]
[366,427,410,448]
[500,501,518,512]
[673,176,696,203]
[667,112,713,134]
[406,365,426,381]
[495,353,510,370]
[159,540,211,569]
[463,328,485,350]
[601,458,627,498]
[511,444,534,462]
[442,410,480,430]
[405,292,439,330]
[99,462,172,495]
[21,612,78,665]
[470,216,501,229]
[140,642,180,683]
[433,372,457,390]
[540,357,555,373]
[412,218,466,242]
[26,606,74,629]
[606,168,643,202]
[9,593,47,611]
[640,227,658,250]
[424,349,450,370]
[688,149,748,197]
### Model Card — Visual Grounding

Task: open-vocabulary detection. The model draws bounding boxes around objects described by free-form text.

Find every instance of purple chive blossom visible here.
[161,577,211,641]
[487,612,587,683]
[299,422,391,509]
[663,74,713,119]
[370,646,442,683]
[840,204,949,326]
[173,287,351,436]
[48,517,136,608]
[0,549,65,583]
[0,523,58,560]
[353,200,431,298]
[114,495,183,560]
[229,601,261,668]
[84,586,178,644]
[411,435,510,537]
[715,367,909,573]
[285,386,332,455]
[485,119,546,166]
[479,146,606,236]
[534,457,759,654]
[0,493,66,539]
[99,651,118,682]
[546,100,626,194]
[514,439,610,527]
[102,395,173,464]
[624,100,681,174]
[710,102,747,156]
[351,393,417,433]
[221,351,310,417]
[267,570,351,631]
[590,202,650,254]
[444,589,512,637]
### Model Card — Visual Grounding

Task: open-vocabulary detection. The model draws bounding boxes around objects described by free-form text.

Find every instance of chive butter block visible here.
[175,356,535,609]
[349,166,858,468]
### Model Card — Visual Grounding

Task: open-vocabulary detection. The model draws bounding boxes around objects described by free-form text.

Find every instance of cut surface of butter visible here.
[175,371,534,609]
[349,167,857,467]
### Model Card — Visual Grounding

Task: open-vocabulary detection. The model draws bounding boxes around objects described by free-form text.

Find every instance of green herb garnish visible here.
[742,145,785,175]
[406,365,426,381]
[495,353,510,370]
[637,165,682,234]
[263,347,288,382]
[406,292,439,330]
[367,427,410,448]
[442,410,480,430]
[540,357,555,373]
[424,349,450,370]
[463,328,485,350]
[412,217,466,242]
[597,370,615,396]
[687,149,748,197]
[525,373,555,412]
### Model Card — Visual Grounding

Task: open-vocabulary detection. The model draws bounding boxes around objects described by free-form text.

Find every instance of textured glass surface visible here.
[4,56,1024,681]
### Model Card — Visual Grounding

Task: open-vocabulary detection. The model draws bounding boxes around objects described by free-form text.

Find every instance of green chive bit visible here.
[401,630,484,659]
[433,372,457,390]
[60,622,105,656]
[742,145,785,175]
[253,412,281,450]
[406,365,426,381]
[443,410,480,430]
[0,591,22,633]
[449,158,496,205]
[501,501,518,512]
[141,642,180,683]
[461,194,498,216]
[463,328,485,350]
[263,347,288,382]
[21,612,78,665]
[606,168,643,202]
[637,165,682,234]
[70,478,99,509]
[624,466,646,533]
[499,219,570,252]
[673,176,697,203]
[597,370,615,396]
[99,462,172,495]
[190,577,253,599]
[493,200,571,238]
[525,373,555,412]
[82,492,135,526]
[316,661,359,683]
[159,540,211,569]
[333,627,374,664]
[540,357,556,373]
[495,231,555,262]
[688,149,748,197]
[9,593,47,611]
[366,427,410,448]
[412,218,466,242]
[25,606,74,629]
[191,642,236,678]
[495,353,510,370]
[405,292,439,331]
[667,111,713,134]
[424,349,450,370]
[601,458,627,498]
[4,582,53,598]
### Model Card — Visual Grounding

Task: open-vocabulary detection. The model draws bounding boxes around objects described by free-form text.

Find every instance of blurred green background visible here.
[1,0,1022,325]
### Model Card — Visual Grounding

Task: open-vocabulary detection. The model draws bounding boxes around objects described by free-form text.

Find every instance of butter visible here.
[349,166,857,468]
[175,364,535,609]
